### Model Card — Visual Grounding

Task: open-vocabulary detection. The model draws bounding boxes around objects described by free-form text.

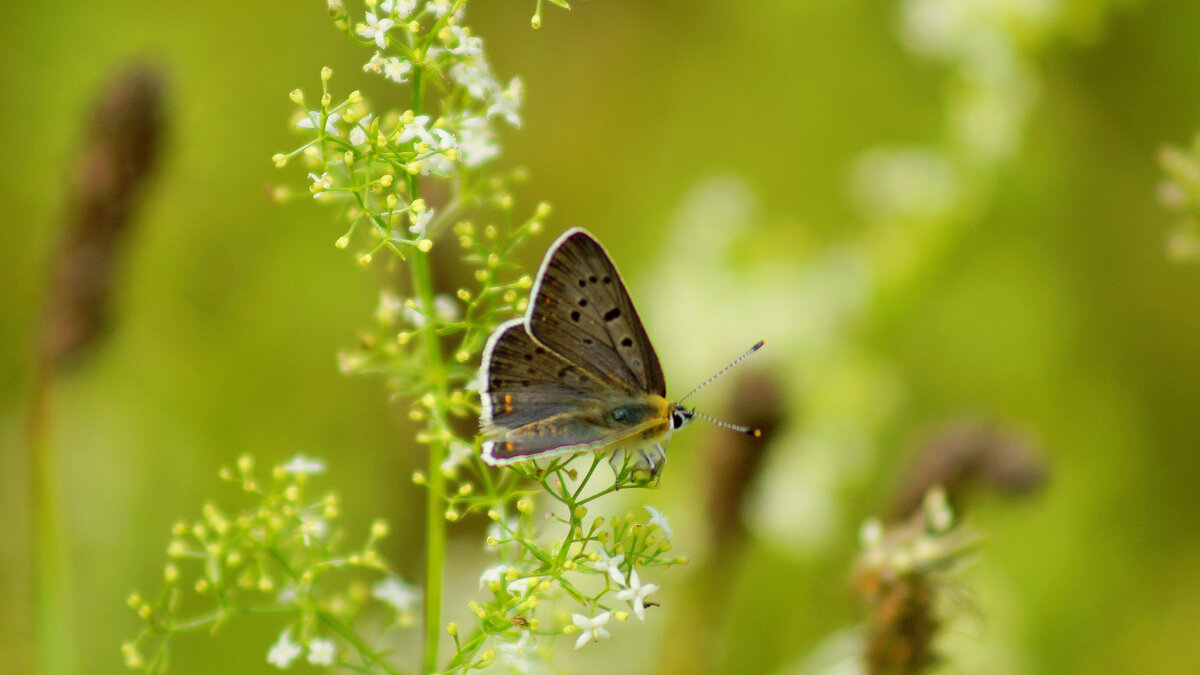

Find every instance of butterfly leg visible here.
[609,442,667,485]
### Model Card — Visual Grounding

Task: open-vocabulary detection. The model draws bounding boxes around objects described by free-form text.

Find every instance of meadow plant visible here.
[125,1,683,672]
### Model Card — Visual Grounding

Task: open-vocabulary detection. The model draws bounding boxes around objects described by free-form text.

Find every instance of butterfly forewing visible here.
[528,229,666,397]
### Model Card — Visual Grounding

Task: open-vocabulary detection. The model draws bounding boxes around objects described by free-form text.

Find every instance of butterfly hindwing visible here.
[528,229,666,397]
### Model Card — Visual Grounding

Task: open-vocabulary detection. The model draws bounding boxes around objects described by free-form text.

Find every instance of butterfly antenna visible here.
[695,411,762,438]
[678,340,765,404]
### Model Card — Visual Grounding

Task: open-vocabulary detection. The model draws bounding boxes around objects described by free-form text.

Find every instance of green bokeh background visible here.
[4,0,1200,673]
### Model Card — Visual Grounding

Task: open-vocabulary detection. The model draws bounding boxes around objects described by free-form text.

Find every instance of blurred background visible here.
[5,0,1200,673]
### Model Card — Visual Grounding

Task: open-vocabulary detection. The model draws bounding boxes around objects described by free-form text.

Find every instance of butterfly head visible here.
[669,404,696,431]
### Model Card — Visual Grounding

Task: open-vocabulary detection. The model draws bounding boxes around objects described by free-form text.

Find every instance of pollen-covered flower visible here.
[616,569,659,620]
[364,52,412,84]
[571,611,612,649]
[358,12,395,49]
[645,505,672,540]
[267,629,302,669]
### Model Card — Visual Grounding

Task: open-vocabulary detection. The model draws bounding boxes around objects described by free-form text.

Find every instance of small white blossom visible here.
[616,570,659,621]
[571,611,611,649]
[396,115,434,146]
[337,350,366,374]
[349,113,374,147]
[376,290,404,324]
[380,0,416,18]
[296,111,341,135]
[591,550,626,586]
[358,12,395,49]
[433,294,460,322]
[299,515,328,546]
[307,172,333,194]
[506,576,533,596]
[498,631,534,669]
[409,207,435,236]
[644,505,672,540]
[306,639,336,666]
[282,454,326,476]
[449,61,498,101]
[267,630,302,669]
[479,564,508,589]
[427,0,452,17]
[487,77,523,128]
[441,440,474,473]
[447,25,483,56]
[372,577,420,613]
[457,117,499,167]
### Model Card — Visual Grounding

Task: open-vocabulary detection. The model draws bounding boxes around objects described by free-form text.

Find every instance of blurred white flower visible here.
[457,117,499,167]
[487,78,523,128]
[267,630,302,669]
[349,113,374,147]
[372,577,420,614]
[282,454,326,476]
[380,0,416,18]
[644,506,672,540]
[441,440,474,473]
[307,639,335,666]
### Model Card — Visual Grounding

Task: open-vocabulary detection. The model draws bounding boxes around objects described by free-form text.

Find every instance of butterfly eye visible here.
[671,410,694,430]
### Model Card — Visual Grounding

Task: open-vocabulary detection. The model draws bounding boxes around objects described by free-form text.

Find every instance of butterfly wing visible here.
[480,318,670,464]
[527,228,666,397]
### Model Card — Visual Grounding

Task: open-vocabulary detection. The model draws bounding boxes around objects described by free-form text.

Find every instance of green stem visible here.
[406,62,449,675]
[29,374,74,675]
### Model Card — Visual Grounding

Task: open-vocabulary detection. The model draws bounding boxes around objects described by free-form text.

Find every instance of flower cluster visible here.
[442,454,683,671]
[122,455,415,673]
[854,487,976,674]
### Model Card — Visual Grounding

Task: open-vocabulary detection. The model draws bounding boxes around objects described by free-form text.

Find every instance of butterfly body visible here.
[479,228,694,480]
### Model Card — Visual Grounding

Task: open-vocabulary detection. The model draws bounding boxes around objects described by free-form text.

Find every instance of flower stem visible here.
[406,63,449,675]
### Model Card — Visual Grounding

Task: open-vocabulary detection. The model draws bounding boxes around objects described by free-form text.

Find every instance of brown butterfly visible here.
[479,228,761,481]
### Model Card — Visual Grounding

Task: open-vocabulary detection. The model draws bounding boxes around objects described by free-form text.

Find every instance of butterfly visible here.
[478,228,761,482]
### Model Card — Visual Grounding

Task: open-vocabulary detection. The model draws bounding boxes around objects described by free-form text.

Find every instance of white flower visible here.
[383,58,412,83]
[487,77,523,128]
[299,515,328,546]
[375,289,404,324]
[396,115,434,146]
[449,61,498,101]
[296,111,341,135]
[403,304,426,328]
[380,0,416,18]
[498,631,534,668]
[591,550,626,586]
[282,454,326,476]
[571,611,611,649]
[447,25,483,56]
[441,440,473,473]
[427,0,452,17]
[307,172,333,193]
[306,638,336,666]
[616,570,659,621]
[433,294,460,322]
[358,12,395,49]
[457,117,499,167]
[409,207,435,236]
[479,564,508,589]
[372,577,420,613]
[506,577,533,596]
[349,113,374,147]
[267,629,302,669]
[644,505,672,540]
